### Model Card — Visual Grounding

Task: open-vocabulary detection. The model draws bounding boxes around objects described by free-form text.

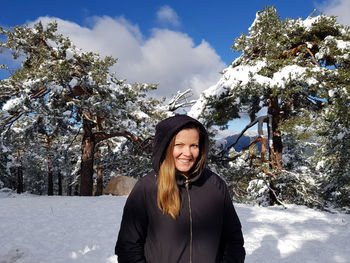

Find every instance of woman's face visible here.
[172,128,200,176]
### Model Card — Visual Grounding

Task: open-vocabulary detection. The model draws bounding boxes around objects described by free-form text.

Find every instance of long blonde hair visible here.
[157,127,207,219]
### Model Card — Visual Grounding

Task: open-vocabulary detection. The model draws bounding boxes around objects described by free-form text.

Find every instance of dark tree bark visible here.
[57,170,62,196]
[80,116,95,196]
[268,96,283,169]
[67,182,72,196]
[46,135,54,196]
[95,167,103,196]
[94,116,104,197]
[48,168,54,196]
[15,150,24,194]
[74,183,79,196]
[16,166,24,194]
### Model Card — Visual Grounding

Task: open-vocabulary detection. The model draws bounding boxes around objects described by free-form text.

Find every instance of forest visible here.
[1,7,349,212]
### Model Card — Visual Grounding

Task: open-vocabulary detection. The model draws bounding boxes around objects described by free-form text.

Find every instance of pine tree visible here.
[191,7,350,207]
[316,86,350,209]
[1,22,165,195]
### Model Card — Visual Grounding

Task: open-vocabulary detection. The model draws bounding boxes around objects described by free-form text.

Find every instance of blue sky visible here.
[1,0,335,65]
[1,0,349,131]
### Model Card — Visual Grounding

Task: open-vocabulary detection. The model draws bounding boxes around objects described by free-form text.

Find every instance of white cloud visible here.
[30,16,225,100]
[156,5,181,27]
[317,0,350,25]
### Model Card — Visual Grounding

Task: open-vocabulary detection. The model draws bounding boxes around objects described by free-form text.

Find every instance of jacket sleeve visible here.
[115,179,149,263]
[221,186,246,263]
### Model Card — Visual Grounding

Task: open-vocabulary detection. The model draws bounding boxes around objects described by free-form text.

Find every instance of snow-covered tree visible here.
[316,91,350,209]
[0,21,166,195]
[190,7,350,207]
[0,111,76,195]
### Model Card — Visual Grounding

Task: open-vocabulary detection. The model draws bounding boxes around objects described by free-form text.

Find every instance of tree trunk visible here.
[79,113,143,196]
[94,116,104,196]
[268,96,283,169]
[95,167,104,196]
[48,168,54,196]
[58,170,62,196]
[79,117,95,196]
[74,183,79,196]
[16,166,24,194]
[46,135,54,196]
[67,181,72,196]
[15,150,24,194]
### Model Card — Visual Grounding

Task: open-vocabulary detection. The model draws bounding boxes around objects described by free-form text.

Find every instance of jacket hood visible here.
[151,115,209,176]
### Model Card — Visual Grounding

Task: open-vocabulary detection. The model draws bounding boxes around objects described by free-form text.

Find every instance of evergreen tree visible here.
[316,87,350,209]
[1,22,165,195]
[190,7,350,207]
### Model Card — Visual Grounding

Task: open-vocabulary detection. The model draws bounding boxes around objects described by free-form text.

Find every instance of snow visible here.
[133,110,150,119]
[335,39,350,50]
[188,60,267,118]
[337,132,346,140]
[1,192,349,263]
[48,83,64,93]
[189,60,322,119]
[2,97,23,112]
[274,65,318,87]
[62,110,72,116]
[301,16,321,30]
[69,78,79,88]
[66,48,75,60]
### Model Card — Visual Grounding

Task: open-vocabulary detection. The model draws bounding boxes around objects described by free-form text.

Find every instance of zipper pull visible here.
[184,179,190,189]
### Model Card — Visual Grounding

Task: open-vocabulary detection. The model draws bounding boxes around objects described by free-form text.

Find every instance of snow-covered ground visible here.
[0,191,349,263]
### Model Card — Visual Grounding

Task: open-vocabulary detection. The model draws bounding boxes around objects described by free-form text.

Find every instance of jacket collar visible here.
[176,171,202,186]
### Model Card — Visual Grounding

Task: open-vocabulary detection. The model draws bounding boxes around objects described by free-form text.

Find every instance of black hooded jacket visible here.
[115,115,245,263]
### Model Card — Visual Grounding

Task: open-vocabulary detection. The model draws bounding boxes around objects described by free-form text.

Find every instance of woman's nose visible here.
[182,146,192,156]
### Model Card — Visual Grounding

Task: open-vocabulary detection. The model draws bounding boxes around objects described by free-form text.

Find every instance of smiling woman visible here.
[172,128,200,176]
[115,114,246,263]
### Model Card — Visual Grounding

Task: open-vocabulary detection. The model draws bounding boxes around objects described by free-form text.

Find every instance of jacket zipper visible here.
[185,180,193,263]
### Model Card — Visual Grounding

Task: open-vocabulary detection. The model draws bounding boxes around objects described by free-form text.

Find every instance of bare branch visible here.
[168,89,196,111]
[1,112,24,131]
[265,179,287,208]
[218,114,271,156]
